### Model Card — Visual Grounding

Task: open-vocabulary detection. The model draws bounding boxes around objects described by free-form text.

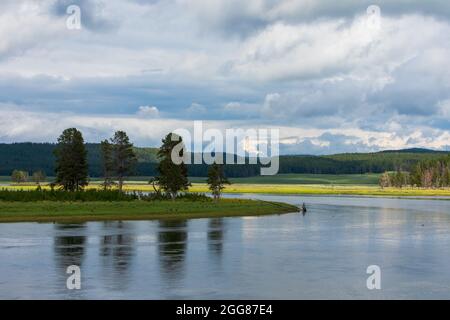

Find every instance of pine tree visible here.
[110,131,137,192]
[100,139,115,189]
[156,133,190,199]
[54,128,88,191]
[207,162,230,201]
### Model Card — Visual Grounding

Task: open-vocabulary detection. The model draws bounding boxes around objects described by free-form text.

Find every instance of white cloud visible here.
[1,1,450,154]
[2,104,450,154]
[184,0,450,36]
[223,101,260,118]
[0,1,64,60]
[227,14,450,84]
[137,105,159,117]
[186,102,207,114]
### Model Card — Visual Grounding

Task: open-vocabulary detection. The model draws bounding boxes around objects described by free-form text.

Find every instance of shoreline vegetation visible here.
[0,199,298,223]
[2,126,450,225]
[0,130,304,224]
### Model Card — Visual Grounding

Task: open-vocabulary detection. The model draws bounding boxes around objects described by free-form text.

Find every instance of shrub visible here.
[0,189,210,202]
[0,189,137,202]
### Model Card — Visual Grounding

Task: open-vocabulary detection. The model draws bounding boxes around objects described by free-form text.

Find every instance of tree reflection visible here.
[53,223,87,269]
[158,220,188,282]
[100,221,135,290]
[208,218,225,257]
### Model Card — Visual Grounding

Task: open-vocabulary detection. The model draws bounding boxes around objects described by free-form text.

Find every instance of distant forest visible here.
[0,143,448,178]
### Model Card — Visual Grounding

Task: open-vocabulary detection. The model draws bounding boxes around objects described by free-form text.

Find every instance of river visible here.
[1,194,450,299]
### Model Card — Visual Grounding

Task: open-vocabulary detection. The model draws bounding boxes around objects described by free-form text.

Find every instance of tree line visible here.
[2,143,446,178]
[51,128,230,200]
[379,155,450,188]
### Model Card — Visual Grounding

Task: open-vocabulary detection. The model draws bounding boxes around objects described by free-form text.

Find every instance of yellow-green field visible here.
[190,183,450,197]
[4,182,450,197]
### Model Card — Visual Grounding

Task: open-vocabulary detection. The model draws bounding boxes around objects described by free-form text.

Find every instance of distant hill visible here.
[0,143,158,177]
[282,150,448,174]
[0,143,448,177]
[379,148,447,154]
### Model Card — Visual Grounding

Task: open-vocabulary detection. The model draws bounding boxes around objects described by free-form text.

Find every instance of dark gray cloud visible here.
[368,53,450,116]
[0,73,253,117]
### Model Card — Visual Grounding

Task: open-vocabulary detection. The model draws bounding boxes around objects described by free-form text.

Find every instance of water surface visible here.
[1,195,450,299]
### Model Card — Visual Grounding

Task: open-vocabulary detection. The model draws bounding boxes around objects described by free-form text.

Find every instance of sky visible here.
[1,0,450,154]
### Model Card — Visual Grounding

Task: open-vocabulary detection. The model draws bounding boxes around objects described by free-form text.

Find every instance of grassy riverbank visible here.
[0,199,298,223]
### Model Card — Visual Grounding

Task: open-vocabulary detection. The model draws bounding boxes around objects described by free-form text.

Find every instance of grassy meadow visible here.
[0,198,298,223]
[1,173,381,185]
[3,173,450,198]
[189,173,382,185]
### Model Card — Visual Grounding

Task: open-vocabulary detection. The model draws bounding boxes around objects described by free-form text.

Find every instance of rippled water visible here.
[1,195,450,299]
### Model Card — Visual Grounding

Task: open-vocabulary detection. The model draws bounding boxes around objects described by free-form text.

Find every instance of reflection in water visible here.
[100,222,135,290]
[3,195,450,299]
[53,223,87,297]
[208,218,225,256]
[53,223,87,270]
[158,220,188,283]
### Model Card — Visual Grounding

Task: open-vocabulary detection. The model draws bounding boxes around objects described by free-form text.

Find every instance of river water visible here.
[1,194,450,299]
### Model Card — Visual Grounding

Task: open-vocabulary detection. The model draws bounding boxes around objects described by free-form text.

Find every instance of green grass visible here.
[190,173,381,185]
[0,199,298,223]
[1,174,381,185]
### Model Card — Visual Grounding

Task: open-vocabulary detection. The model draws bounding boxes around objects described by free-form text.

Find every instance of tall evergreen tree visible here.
[54,128,88,191]
[207,162,230,201]
[100,139,115,189]
[156,133,190,199]
[111,131,137,192]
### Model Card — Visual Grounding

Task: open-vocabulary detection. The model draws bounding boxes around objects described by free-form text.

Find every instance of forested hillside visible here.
[0,143,447,177]
[0,143,159,177]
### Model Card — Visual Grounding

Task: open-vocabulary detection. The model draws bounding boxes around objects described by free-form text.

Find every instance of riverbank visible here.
[0,199,298,223]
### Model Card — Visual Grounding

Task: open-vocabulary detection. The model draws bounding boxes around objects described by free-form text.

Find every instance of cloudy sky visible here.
[1,0,450,154]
